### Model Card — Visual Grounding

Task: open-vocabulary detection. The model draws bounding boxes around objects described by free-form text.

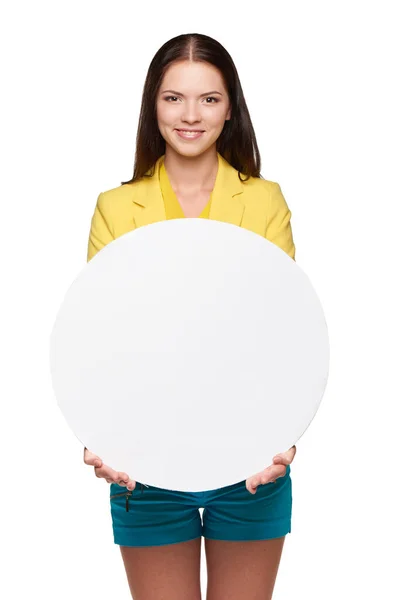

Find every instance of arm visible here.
[265,182,296,261]
[87,192,115,262]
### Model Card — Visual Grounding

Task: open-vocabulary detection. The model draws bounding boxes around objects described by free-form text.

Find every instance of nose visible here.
[180,100,202,123]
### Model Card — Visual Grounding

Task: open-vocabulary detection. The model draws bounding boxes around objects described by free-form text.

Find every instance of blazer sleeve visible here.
[87,192,115,262]
[265,182,296,261]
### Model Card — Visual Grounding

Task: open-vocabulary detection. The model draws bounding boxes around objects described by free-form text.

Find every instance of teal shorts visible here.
[109,466,292,547]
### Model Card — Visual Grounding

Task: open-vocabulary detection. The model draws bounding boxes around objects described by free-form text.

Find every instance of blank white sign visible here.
[50,219,329,492]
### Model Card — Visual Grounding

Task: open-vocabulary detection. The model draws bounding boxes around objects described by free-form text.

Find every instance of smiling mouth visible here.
[175,129,205,139]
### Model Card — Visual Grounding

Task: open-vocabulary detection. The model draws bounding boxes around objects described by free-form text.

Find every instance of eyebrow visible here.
[160,89,223,97]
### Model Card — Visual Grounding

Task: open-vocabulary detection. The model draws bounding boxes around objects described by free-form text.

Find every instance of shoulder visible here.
[242,175,282,193]
[97,183,136,209]
[240,174,289,214]
[93,183,139,229]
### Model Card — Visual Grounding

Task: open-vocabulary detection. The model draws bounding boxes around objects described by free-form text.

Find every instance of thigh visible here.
[205,536,286,600]
[120,537,202,600]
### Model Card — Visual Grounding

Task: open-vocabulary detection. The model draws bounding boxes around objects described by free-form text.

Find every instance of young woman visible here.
[84,33,297,600]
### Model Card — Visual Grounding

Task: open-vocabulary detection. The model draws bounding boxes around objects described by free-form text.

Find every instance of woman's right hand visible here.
[83,447,136,491]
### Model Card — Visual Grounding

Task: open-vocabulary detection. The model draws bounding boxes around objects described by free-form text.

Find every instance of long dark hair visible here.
[121,33,262,185]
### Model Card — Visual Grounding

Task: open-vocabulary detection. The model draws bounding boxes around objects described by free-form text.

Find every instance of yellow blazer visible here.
[87,152,296,262]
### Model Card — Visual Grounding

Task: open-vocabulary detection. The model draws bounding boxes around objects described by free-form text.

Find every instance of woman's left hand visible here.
[245,445,297,494]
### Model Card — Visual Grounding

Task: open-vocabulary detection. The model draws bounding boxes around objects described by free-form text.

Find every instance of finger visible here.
[273,455,284,464]
[284,445,297,462]
[259,464,286,484]
[245,480,256,493]
[246,463,284,493]
[248,476,260,489]
[109,476,136,490]
[270,464,287,479]
[84,448,102,468]
[273,453,289,464]
[111,471,123,483]
[273,449,294,465]
[116,472,130,486]
[95,465,119,480]
[246,480,258,494]
[108,469,131,485]
[260,468,276,484]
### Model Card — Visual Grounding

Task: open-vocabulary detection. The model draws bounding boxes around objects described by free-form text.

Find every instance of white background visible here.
[1,0,399,598]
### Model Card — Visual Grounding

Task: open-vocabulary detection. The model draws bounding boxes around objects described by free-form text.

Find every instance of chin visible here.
[169,139,216,158]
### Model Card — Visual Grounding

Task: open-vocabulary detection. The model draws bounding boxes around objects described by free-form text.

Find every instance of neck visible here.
[163,145,219,193]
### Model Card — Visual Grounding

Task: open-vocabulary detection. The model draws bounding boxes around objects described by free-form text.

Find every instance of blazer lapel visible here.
[130,156,166,228]
[130,152,245,228]
[209,153,245,227]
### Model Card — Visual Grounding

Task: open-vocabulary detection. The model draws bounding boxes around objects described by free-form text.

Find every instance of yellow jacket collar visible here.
[130,152,246,228]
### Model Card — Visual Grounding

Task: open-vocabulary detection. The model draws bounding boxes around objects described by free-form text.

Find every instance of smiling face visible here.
[156,60,231,158]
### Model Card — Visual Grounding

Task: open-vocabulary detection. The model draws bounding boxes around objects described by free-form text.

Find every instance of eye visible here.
[164,96,219,103]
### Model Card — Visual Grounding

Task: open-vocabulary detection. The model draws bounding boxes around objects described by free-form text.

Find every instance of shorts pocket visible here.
[110,489,134,512]
[110,482,148,512]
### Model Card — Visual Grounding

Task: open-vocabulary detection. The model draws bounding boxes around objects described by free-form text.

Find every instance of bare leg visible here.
[119,537,202,600]
[205,536,286,600]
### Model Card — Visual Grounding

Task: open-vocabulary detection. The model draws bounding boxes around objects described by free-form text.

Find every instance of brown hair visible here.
[121,33,262,185]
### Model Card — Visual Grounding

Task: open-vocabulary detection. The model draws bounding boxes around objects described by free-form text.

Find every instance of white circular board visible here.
[50,218,329,492]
